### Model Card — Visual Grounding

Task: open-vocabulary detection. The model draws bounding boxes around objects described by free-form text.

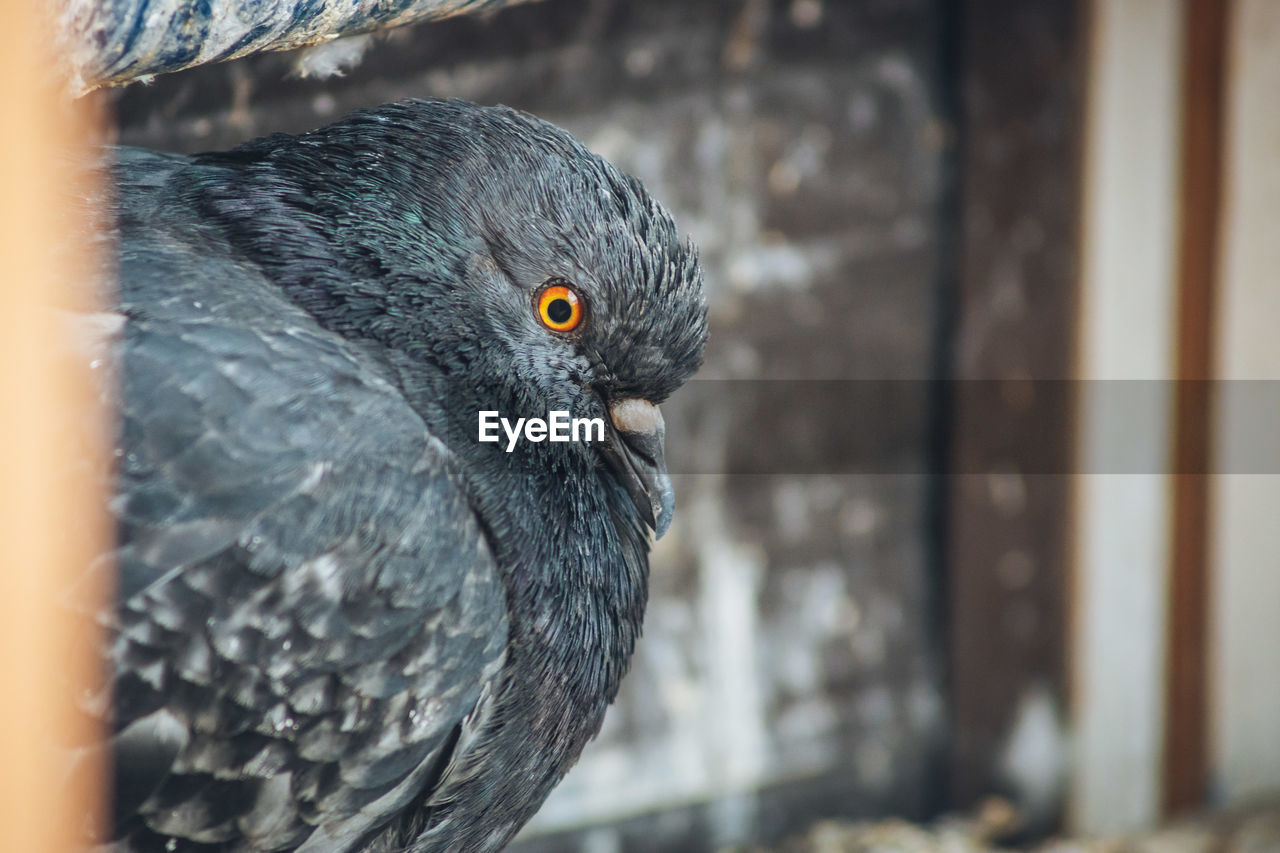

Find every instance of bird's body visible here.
[87,99,706,852]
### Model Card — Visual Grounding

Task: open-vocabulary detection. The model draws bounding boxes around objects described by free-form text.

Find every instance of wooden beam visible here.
[1162,0,1228,818]
[1208,0,1280,805]
[1071,0,1185,833]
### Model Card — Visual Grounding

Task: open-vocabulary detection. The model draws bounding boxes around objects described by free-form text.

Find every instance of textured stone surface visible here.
[110,1,952,848]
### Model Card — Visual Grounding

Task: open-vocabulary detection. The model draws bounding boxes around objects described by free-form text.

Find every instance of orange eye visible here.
[536,283,583,332]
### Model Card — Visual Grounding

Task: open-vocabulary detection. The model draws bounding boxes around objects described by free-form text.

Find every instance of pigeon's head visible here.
[438,105,707,538]
[224,100,707,537]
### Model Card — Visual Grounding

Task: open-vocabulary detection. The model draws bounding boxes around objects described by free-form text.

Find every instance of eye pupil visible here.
[547,298,573,325]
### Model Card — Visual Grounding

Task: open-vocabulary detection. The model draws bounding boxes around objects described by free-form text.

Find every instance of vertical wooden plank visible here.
[1163,0,1228,818]
[1209,0,1280,806]
[0,1,108,850]
[947,0,1084,826]
[1072,0,1184,834]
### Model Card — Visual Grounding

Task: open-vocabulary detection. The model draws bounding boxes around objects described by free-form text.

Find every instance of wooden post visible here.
[1163,0,1228,818]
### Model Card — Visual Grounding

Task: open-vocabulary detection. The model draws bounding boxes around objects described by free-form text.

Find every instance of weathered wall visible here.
[111,1,953,848]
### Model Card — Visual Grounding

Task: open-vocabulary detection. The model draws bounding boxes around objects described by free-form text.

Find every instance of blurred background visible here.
[7,0,1279,850]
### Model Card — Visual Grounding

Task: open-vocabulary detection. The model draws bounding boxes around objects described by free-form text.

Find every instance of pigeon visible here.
[85,98,707,852]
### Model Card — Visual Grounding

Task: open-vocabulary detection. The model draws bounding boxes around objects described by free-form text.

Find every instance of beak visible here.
[602,398,675,539]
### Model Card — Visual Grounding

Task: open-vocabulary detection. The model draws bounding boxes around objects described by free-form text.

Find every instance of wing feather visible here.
[89,149,508,852]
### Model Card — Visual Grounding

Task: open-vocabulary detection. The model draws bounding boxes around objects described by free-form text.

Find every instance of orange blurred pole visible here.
[0,1,109,850]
